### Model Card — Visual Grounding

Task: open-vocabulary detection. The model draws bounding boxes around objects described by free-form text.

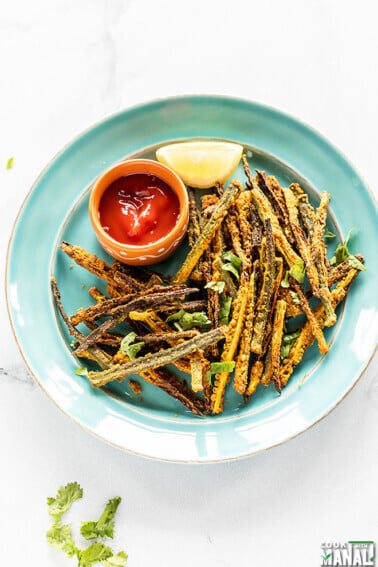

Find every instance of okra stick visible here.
[173,181,241,283]
[89,328,226,387]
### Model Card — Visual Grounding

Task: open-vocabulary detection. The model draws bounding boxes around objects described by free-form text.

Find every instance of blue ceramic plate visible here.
[6,96,378,462]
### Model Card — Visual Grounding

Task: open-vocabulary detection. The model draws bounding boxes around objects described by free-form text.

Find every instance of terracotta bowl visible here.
[89,159,189,266]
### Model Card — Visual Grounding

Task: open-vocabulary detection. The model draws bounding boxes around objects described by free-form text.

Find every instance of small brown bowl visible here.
[89,159,189,266]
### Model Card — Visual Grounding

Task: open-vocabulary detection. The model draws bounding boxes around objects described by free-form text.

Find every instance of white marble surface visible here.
[1,0,377,565]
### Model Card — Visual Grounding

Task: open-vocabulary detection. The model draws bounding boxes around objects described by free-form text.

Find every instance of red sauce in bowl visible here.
[98,173,180,246]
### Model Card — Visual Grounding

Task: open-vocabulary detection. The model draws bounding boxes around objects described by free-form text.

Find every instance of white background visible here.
[1,1,377,565]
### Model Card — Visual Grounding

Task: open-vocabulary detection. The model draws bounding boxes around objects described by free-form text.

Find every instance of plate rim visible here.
[5,94,378,463]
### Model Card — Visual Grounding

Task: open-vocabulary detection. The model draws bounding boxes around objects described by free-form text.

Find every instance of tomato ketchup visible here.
[98,173,180,246]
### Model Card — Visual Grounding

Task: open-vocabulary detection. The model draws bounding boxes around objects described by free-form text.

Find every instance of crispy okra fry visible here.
[188,188,201,247]
[234,261,259,394]
[245,359,264,399]
[261,257,284,356]
[51,278,112,370]
[289,276,329,354]
[235,190,254,266]
[173,181,241,283]
[88,327,226,387]
[278,286,302,318]
[255,170,287,227]
[113,270,144,292]
[250,203,263,250]
[113,347,204,415]
[311,191,336,326]
[242,156,301,267]
[211,271,251,414]
[88,287,107,303]
[290,183,315,242]
[270,299,287,392]
[190,352,205,392]
[251,221,275,355]
[260,343,273,387]
[280,268,360,387]
[74,287,198,355]
[60,242,125,293]
[282,186,320,296]
[327,254,364,287]
[128,310,192,373]
[135,330,200,343]
[157,299,207,315]
[213,256,237,299]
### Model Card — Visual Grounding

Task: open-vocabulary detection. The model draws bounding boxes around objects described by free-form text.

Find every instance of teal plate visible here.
[6,96,378,462]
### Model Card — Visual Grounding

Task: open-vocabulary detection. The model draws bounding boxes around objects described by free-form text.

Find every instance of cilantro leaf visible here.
[120,332,144,361]
[6,157,14,169]
[205,361,235,383]
[166,310,210,331]
[219,295,232,325]
[47,482,83,522]
[325,229,336,238]
[222,262,240,280]
[222,251,242,280]
[102,551,128,566]
[222,251,242,269]
[78,542,113,567]
[289,260,305,284]
[348,255,366,271]
[46,523,78,557]
[281,271,290,288]
[205,280,226,293]
[75,367,89,377]
[280,330,301,360]
[81,497,121,540]
[330,227,356,266]
[289,291,301,305]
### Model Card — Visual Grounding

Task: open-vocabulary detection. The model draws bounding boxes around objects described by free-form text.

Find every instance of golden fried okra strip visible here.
[190,352,205,392]
[245,359,264,398]
[311,191,336,326]
[279,268,360,387]
[270,299,287,392]
[251,221,275,355]
[129,310,191,373]
[211,270,250,414]
[327,254,364,287]
[89,327,226,387]
[242,156,301,267]
[234,261,259,394]
[282,186,320,296]
[261,257,284,356]
[260,343,273,387]
[173,181,241,284]
[290,183,315,242]
[88,287,107,303]
[278,286,302,318]
[289,276,329,354]
[235,190,254,264]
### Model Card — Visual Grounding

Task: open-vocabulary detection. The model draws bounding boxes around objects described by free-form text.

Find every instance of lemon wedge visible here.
[156,141,243,188]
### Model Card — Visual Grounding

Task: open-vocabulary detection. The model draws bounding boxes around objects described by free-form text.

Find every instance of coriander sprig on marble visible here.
[46,482,127,566]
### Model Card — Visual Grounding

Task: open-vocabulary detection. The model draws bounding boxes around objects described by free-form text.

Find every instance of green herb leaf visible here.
[289,291,301,305]
[75,367,89,377]
[46,523,78,557]
[222,263,240,280]
[6,157,14,169]
[330,227,356,266]
[81,497,121,540]
[325,229,336,238]
[281,271,290,288]
[205,280,226,293]
[120,332,144,361]
[222,251,242,280]
[222,251,242,269]
[219,295,232,325]
[210,361,235,374]
[348,255,366,271]
[102,551,128,566]
[289,260,305,284]
[166,310,210,331]
[280,330,301,360]
[205,361,235,385]
[47,482,83,523]
[78,542,113,567]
